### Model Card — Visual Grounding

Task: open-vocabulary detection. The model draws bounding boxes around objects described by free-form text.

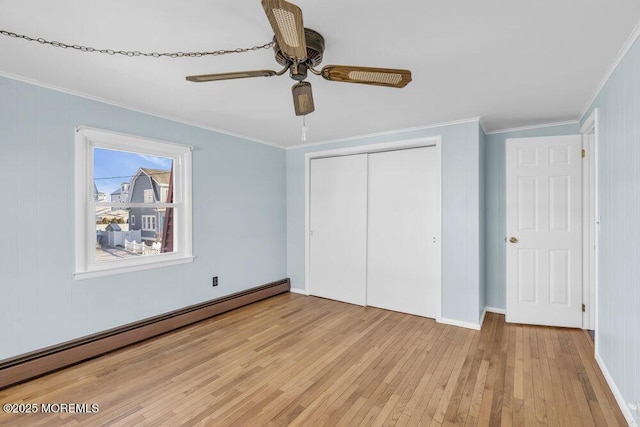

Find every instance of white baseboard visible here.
[438,317,481,331]
[595,352,638,425]
[485,306,506,315]
[289,287,309,296]
[480,308,487,328]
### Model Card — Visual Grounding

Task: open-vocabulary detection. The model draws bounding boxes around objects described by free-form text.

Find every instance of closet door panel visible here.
[367,147,440,318]
[309,155,368,305]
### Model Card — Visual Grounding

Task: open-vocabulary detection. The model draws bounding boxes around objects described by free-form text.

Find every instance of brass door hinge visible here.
[581,149,586,158]
[582,303,586,312]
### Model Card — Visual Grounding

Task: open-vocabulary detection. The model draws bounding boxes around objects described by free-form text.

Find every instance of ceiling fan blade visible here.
[186,70,277,82]
[321,65,412,88]
[262,0,307,61]
[292,81,314,116]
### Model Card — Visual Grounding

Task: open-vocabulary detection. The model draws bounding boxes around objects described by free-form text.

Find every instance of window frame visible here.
[74,126,193,280]
[141,215,156,231]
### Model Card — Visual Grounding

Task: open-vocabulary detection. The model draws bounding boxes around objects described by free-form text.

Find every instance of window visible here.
[75,126,193,279]
[144,189,155,204]
[142,215,156,231]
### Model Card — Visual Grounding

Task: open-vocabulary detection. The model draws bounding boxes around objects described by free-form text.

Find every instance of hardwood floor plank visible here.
[479,313,504,427]
[403,326,462,424]
[431,329,476,425]
[522,325,538,425]
[572,331,629,426]
[413,327,467,423]
[549,327,585,426]
[394,327,468,424]
[451,322,492,425]
[530,328,548,424]
[558,331,597,426]
[440,329,481,425]
[536,328,559,426]
[0,295,627,427]
[382,322,445,426]
[499,323,516,427]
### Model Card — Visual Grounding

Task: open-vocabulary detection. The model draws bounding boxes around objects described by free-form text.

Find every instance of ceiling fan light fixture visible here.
[292,81,314,116]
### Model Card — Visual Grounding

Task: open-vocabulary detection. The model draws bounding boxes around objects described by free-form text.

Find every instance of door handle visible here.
[509,237,518,244]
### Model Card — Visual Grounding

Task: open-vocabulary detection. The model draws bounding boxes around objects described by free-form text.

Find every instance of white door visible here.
[309,155,368,305]
[367,147,441,318]
[506,135,583,327]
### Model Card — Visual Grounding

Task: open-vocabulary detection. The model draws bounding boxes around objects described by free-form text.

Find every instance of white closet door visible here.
[309,155,368,305]
[367,147,440,318]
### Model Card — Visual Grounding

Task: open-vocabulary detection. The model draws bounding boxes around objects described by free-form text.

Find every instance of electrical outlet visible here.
[212,276,218,287]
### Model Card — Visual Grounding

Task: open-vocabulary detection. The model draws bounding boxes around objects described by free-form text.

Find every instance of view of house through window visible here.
[94,148,175,262]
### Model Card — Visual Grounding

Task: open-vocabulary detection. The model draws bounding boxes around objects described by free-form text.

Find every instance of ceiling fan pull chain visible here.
[301,115,309,141]
[0,29,275,58]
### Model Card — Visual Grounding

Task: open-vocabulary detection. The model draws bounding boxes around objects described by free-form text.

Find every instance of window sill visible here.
[74,255,195,280]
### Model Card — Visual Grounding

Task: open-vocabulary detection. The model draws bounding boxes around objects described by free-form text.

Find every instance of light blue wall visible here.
[582,35,640,412]
[286,121,483,324]
[0,76,287,360]
[483,122,580,310]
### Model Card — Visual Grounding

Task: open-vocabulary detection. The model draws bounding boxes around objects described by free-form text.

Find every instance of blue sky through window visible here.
[94,148,172,198]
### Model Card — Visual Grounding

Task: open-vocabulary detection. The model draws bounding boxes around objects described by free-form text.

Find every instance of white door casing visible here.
[582,132,596,330]
[309,154,368,306]
[367,147,441,318]
[580,108,599,333]
[506,135,583,327]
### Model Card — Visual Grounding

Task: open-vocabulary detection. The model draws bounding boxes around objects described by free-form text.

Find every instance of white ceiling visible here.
[1,1,639,148]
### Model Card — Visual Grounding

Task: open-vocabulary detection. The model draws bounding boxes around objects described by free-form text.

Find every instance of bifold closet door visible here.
[367,147,440,318]
[309,155,368,305]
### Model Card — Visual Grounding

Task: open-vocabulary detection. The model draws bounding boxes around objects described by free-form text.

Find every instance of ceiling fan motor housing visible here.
[274,28,325,69]
[289,63,308,81]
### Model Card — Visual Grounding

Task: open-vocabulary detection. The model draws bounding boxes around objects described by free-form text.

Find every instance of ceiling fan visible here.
[186,0,412,116]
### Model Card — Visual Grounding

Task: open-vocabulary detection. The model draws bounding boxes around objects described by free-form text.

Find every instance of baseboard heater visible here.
[0,278,290,390]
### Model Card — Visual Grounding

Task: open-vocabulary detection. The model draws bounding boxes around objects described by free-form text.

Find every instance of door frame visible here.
[304,136,442,319]
[580,109,599,337]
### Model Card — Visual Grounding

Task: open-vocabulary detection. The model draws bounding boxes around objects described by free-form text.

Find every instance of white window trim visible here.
[142,215,156,231]
[75,126,194,280]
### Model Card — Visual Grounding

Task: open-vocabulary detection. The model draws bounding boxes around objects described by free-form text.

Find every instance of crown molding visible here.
[580,20,640,120]
[485,120,580,136]
[0,71,283,149]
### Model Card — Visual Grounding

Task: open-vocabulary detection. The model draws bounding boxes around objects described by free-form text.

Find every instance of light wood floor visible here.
[0,293,626,426]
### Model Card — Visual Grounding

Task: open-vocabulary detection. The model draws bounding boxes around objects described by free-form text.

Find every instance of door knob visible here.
[509,237,518,243]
